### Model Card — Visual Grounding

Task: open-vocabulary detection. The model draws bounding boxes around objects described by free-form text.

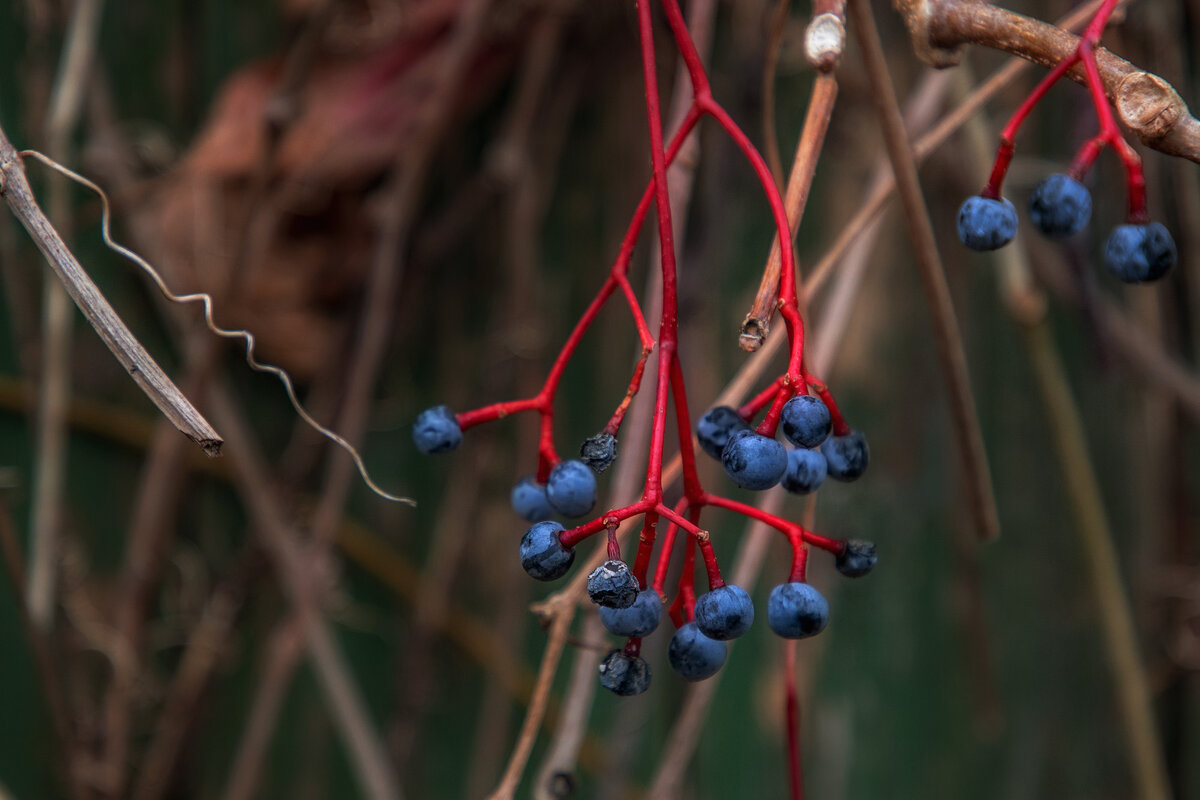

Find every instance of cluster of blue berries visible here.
[698,395,868,495]
[957,174,1177,283]
[413,398,877,697]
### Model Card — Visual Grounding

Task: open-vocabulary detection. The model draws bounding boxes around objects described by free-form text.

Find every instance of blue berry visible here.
[1104,222,1176,283]
[1029,174,1091,237]
[599,588,661,637]
[697,406,751,460]
[781,447,827,495]
[957,195,1017,251]
[694,584,755,641]
[520,521,575,581]
[412,405,461,454]
[580,433,618,473]
[598,649,650,696]
[587,560,639,609]
[836,539,877,578]
[780,395,832,448]
[511,476,555,522]
[767,582,830,639]
[544,459,597,517]
[820,430,869,482]
[668,622,727,681]
[721,429,787,490]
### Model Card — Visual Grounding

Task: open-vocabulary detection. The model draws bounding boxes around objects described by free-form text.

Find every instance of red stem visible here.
[784,640,805,800]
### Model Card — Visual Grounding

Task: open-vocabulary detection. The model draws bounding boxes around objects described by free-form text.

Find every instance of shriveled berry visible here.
[520,521,574,581]
[412,405,461,454]
[697,406,751,460]
[598,649,650,696]
[587,560,639,609]
[957,195,1017,251]
[545,459,597,517]
[780,395,832,448]
[694,584,755,641]
[1104,222,1176,283]
[767,582,830,639]
[1029,174,1091,237]
[668,622,727,681]
[580,433,618,473]
[781,447,827,495]
[821,430,869,482]
[511,476,555,522]
[721,429,787,491]
[599,589,661,637]
[836,539,877,578]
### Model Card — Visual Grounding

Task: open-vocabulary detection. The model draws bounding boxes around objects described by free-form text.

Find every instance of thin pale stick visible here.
[27,0,106,633]
[18,150,415,504]
[741,73,838,351]
[0,129,222,453]
[849,0,1000,542]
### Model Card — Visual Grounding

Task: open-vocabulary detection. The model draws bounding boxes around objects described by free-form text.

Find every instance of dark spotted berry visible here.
[780,395,832,448]
[957,195,1017,251]
[520,521,574,581]
[820,430,869,482]
[767,582,830,639]
[412,405,461,454]
[511,476,555,522]
[1029,174,1091,237]
[598,649,651,696]
[1104,222,1176,283]
[694,584,755,640]
[668,622,727,681]
[580,433,618,473]
[545,459,597,518]
[599,589,661,637]
[697,406,751,460]
[721,429,787,490]
[836,539,877,578]
[587,561,639,609]
[781,447,827,495]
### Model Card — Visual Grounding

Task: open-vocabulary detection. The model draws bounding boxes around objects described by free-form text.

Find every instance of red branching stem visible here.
[1077,38,1148,221]
[984,49,1081,197]
[739,378,785,421]
[755,386,790,437]
[803,371,851,437]
[788,532,809,583]
[784,640,805,800]
[604,346,653,436]
[669,356,705,502]
[606,523,621,561]
[636,0,682,507]
[624,637,642,658]
[653,514,682,596]
[632,511,660,589]
[702,493,800,539]
[799,528,844,556]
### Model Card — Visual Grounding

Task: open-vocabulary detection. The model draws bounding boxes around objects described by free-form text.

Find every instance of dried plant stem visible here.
[0,127,221,453]
[485,598,573,800]
[762,0,793,190]
[0,495,87,800]
[648,498,780,799]
[205,383,400,800]
[741,73,839,351]
[219,615,305,800]
[27,0,106,632]
[959,100,1172,797]
[849,0,999,543]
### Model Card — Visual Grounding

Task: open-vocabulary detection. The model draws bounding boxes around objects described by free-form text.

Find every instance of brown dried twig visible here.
[849,0,1000,542]
[895,0,1200,162]
[0,127,222,454]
